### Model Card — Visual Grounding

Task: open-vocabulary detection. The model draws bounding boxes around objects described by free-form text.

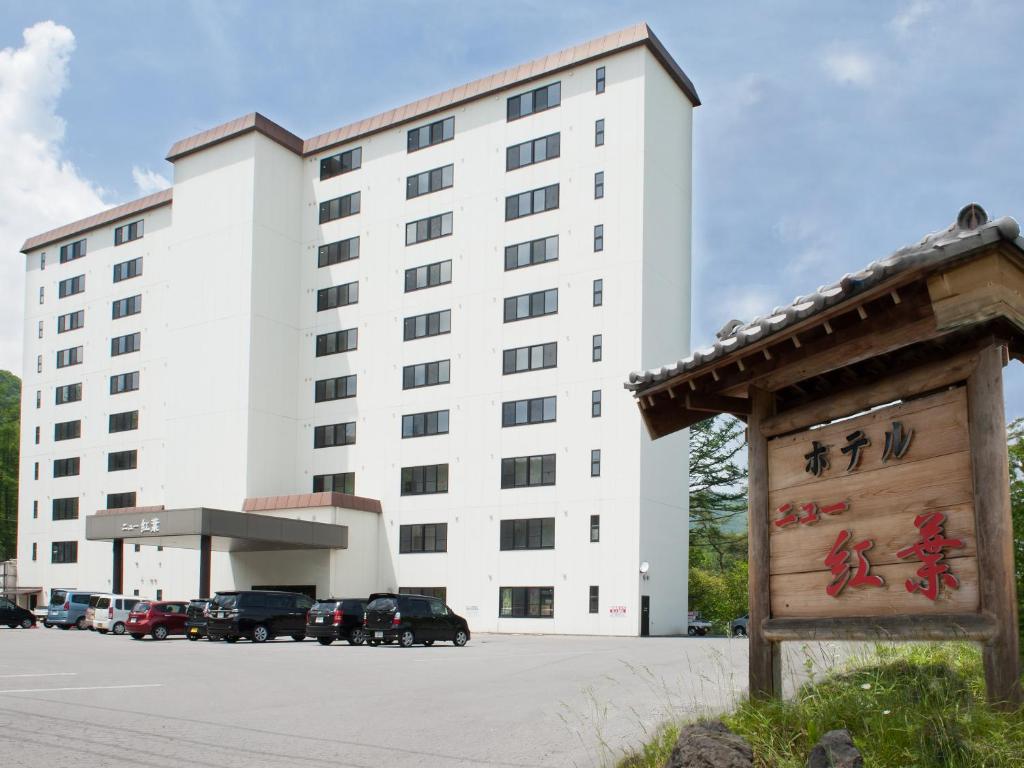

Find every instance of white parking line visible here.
[0,683,163,694]
[0,673,77,679]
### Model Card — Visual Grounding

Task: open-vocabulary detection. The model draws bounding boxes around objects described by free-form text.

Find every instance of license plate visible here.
[316,617,325,624]
[130,618,137,623]
[374,631,383,638]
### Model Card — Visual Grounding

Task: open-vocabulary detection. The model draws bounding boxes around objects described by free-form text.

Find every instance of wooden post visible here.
[748,387,781,698]
[199,534,212,600]
[111,538,124,595]
[966,344,1022,709]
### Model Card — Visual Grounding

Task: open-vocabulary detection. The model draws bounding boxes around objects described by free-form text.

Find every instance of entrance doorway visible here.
[252,584,317,600]
[640,596,650,636]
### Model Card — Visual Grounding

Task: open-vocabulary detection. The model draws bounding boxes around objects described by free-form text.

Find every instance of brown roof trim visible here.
[21,189,173,254]
[242,493,382,514]
[94,505,166,517]
[166,112,304,162]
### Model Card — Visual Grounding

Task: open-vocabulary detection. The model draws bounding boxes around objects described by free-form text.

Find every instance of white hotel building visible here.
[15,23,695,636]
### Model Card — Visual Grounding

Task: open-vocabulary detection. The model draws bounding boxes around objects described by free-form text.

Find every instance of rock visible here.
[806,729,863,768]
[663,720,753,768]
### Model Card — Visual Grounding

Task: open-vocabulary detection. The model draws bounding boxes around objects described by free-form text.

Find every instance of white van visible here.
[92,594,145,635]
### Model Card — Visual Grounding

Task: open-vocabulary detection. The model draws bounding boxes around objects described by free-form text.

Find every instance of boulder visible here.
[806,729,863,768]
[664,720,753,768]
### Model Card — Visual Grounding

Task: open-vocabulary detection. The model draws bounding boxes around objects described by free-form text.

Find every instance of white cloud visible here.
[822,50,877,88]
[0,21,107,376]
[891,0,934,34]
[132,166,171,195]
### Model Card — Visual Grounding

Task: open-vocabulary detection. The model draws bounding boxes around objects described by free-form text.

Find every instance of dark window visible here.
[312,472,354,494]
[399,523,448,553]
[595,119,605,146]
[32,542,37,560]
[51,541,78,564]
[318,192,360,224]
[59,239,86,263]
[593,279,603,306]
[33,462,38,480]
[317,281,358,311]
[57,310,84,333]
[507,82,561,121]
[592,334,603,362]
[504,288,557,322]
[505,184,559,221]
[406,164,454,199]
[398,586,447,601]
[400,464,449,495]
[501,396,556,427]
[34,426,39,444]
[58,275,85,298]
[39,286,44,304]
[109,410,139,433]
[407,116,454,152]
[106,492,137,509]
[594,171,604,199]
[111,332,141,356]
[36,354,41,373]
[53,420,81,441]
[112,295,142,319]
[505,235,558,271]
[55,346,82,368]
[403,309,450,341]
[113,257,142,282]
[313,422,356,448]
[314,375,356,403]
[500,518,555,550]
[595,66,606,94]
[591,449,601,477]
[499,586,554,617]
[589,585,599,613]
[108,450,138,471]
[506,133,560,171]
[320,146,362,180]
[405,260,452,292]
[406,212,453,245]
[503,342,557,375]
[53,457,80,478]
[156,590,163,601]
[318,237,359,268]
[114,220,144,245]
[590,514,600,542]
[594,224,604,252]
[33,500,38,518]
[38,320,43,339]
[401,409,449,438]
[55,383,82,405]
[315,328,357,357]
[592,390,602,418]
[402,359,450,390]
[110,371,140,395]
[36,390,40,408]
[500,454,556,488]
[52,497,78,521]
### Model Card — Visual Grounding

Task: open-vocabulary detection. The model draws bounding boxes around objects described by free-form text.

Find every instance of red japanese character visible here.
[896,511,964,601]
[825,530,884,597]
[774,502,798,528]
[820,501,849,516]
[798,502,819,525]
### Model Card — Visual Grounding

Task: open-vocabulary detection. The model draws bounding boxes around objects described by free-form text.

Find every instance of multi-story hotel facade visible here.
[15,24,696,636]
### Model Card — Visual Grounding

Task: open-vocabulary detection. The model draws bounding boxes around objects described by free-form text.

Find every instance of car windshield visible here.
[212,594,238,610]
[132,602,151,613]
[88,595,102,608]
[96,597,110,609]
[49,590,67,606]
[367,597,397,612]
[313,601,338,611]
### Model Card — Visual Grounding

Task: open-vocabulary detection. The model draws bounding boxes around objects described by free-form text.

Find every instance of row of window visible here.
[41,257,142,306]
[47,449,138,478]
[48,219,142,273]
[49,373,138,405]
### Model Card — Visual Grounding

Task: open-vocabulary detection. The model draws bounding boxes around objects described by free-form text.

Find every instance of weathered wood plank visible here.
[762,613,997,642]
[928,250,1024,333]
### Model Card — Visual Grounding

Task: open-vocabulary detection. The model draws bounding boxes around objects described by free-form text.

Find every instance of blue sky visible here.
[1,0,1022,416]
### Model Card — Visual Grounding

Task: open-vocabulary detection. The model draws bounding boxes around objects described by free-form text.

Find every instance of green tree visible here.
[0,371,20,561]
[1008,419,1024,646]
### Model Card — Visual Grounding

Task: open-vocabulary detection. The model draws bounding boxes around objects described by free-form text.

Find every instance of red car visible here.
[127,600,189,640]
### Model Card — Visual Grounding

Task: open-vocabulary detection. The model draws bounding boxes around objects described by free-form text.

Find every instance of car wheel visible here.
[398,630,415,648]
[687,626,696,636]
[59,625,70,630]
[43,622,52,628]
[347,628,367,646]
[368,639,380,647]
[422,640,434,647]
[291,635,305,642]
[251,624,270,643]
[453,629,469,647]
[6,623,16,629]
[75,617,86,630]
[187,634,199,641]
[225,636,238,643]
[733,626,747,638]
[317,637,333,646]
[112,622,126,636]
[131,633,144,640]
[98,629,108,634]
[152,625,169,641]
[21,618,33,629]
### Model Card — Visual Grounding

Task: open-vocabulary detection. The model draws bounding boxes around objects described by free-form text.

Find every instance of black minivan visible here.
[206,590,314,643]
[305,597,368,646]
[364,593,470,647]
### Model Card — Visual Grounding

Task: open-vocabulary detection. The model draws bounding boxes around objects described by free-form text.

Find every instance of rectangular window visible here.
[54,420,81,441]
[399,587,448,602]
[39,286,44,304]
[594,224,604,252]
[506,133,560,171]
[499,586,554,618]
[59,239,86,263]
[58,275,85,298]
[594,171,604,199]
[503,288,558,322]
[402,359,450,390]
[501,396,556,427]
[591,449,601,477]
[36,390,41,409]
[500,454,556,488]
[40,253,45,270]
[37,355,42,374]
[499,518,555,550]
[406,212,453,245]
[505,184,559,221]
[52,497,79,521]
[317,281,358,311]
[38,320,43,339]
[112,295,142,319]
[399,523,448,554]
[315,328,358,357]
[114,220,144,245]
[400,463,449,495]
[55,383,82,405]
[405,259,452,292]
[55,346,82,368]
[318,237,359,268]
[592,334,603,362]
[33,462,38,480]
[314,375,356,403]
[110,371,140,395]
[318,192,361,224]
[403,309,451,341]
[113,257,142,283]
[592,389,602,417]
[320,146,362,180]
[507,82,561,121]
[34,426,39,444]
[401,409,449,438]
[57,310,84,333]
[595,119,605,146]
[109,410,139,433]
[503,342,557,375]
[53,457,80,478]
[32,542,37,561]
[407,116,454,152]
[312,472,355,494]
[111,332,141,356]
[313,422,356,448]
[108,450,138,472]
[33,500,38,518]
[596,66,606,94]
[590,514,600,542]
[593,279,603,306]
[589,585,600,613]
[51,541,78,564]
[106,492,136,509]
[406,164,454,199]
[505,235,558,271]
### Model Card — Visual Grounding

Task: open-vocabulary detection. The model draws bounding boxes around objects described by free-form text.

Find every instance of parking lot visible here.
[0,627,837,767]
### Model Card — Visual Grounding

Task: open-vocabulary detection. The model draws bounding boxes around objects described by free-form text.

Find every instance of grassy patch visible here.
[617,643,1024,768]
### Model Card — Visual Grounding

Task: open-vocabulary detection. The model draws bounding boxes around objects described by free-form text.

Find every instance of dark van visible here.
[185,599,211,641]
[305,597,368,645]
[206,590,314,644]
[364,593,470,648]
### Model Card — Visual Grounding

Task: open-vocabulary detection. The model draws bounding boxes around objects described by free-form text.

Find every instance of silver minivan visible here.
[45,589,96,629]
[93,595,143,635]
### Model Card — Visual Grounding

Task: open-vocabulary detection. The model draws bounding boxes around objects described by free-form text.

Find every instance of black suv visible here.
[0,596,36,629]
[206,590,314,643]
[185,599,210,641]
[305,597,369,646]
[364,593,470,647]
